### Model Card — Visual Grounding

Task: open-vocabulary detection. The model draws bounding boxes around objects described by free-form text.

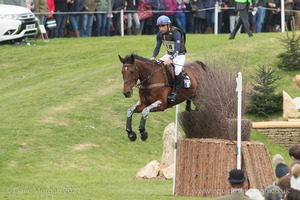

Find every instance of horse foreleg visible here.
[126,101,141,142]
[139,100,162,141]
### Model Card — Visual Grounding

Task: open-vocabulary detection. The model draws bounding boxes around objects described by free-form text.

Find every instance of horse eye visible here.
[130,70,135,74]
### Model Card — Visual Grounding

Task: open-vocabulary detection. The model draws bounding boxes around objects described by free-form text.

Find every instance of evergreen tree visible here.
[247,66,282,117]
[277,26,300,71]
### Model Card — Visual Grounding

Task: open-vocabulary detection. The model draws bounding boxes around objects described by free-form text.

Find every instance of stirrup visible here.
[168,92,177,102]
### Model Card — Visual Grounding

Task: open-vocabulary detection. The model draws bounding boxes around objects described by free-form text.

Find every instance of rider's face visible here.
[158,24,169,33]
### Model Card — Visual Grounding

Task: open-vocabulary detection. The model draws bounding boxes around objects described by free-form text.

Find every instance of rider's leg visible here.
[168,55,185,102]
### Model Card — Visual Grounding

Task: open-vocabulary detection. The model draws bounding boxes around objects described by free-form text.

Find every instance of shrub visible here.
[179,67,251,140]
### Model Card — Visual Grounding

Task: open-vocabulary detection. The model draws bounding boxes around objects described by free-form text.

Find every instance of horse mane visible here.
[123,54,154,65]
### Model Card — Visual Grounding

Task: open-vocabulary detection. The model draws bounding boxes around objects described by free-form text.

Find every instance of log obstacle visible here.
[174,138,276,197]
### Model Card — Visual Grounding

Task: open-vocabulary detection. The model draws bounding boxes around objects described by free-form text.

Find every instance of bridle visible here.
[123,62,166,89]
[123,64,139,86]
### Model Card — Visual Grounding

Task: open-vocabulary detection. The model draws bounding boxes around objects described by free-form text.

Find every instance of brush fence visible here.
[174,138,275,197]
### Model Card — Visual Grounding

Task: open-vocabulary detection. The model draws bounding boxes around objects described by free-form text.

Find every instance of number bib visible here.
[162,40,175,53]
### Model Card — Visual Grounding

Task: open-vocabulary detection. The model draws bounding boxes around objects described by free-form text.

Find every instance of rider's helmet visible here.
[156,15,171,26]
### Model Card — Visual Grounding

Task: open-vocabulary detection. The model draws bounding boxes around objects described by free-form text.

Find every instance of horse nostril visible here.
[124,91,132,98]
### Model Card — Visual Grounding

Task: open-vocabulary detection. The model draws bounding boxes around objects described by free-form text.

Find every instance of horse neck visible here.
[136,60,163,84]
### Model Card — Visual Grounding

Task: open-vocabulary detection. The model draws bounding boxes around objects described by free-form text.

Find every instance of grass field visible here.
[0,33,299,200]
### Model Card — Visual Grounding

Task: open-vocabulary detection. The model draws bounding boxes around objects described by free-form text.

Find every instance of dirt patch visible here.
[72,143,98,150]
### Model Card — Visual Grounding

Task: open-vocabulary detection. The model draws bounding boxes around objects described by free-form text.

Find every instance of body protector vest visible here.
[161,27,187,55]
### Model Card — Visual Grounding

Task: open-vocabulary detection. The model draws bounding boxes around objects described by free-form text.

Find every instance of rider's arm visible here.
[151,33,162,59]
[169,30,181,60]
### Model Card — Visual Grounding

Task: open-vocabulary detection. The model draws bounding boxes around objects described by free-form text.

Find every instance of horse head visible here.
[119,54,139,98]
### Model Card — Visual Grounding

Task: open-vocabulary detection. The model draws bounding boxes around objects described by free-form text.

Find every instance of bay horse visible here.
[118,54,208,142]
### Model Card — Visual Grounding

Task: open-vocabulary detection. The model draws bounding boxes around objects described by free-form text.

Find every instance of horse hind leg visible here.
[185,99,192,111]
[126,116,137,141]
[139,100,162,141]
[139,117,148,141]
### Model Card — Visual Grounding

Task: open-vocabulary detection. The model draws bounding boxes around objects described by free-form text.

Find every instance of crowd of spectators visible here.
[1,0,300,38]
[217,144,300,200]
[2,0,300,37]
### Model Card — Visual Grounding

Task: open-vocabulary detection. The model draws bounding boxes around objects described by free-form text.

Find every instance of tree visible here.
[247,66,282,117]
[277,27,300,71]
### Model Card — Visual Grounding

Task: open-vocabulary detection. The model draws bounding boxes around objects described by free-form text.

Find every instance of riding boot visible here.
[168,73,182,103]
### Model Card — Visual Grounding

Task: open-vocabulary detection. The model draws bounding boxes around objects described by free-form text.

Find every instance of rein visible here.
[135,62,166,89]
[124,61,166,89]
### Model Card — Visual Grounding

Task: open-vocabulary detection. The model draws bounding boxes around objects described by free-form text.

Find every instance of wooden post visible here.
[174,138,275,197]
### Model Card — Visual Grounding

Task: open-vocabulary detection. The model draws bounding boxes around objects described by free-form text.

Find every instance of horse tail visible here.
[195,60,209,72]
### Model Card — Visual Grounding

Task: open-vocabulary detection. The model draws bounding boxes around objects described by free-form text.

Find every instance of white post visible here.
[236,72,242,170]
[121,9,124,36]
[173,104,180,194]
[214,4,219,35]
[281,0,285,32]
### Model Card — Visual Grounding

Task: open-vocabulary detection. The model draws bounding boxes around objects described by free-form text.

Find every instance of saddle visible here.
[163,63,191,89]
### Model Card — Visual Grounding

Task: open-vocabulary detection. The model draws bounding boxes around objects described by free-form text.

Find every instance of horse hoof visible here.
[185,107,192,112]
[140,131,148,141]
[128,131,137,142]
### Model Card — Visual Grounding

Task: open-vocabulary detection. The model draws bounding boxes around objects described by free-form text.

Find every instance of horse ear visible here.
[118,55,125,63]
[130,54,135,64]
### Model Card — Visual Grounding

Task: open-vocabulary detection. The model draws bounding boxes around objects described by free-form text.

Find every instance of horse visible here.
[118,54,208,142]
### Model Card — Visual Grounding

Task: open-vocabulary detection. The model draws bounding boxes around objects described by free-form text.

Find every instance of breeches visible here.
[160,54,186,75]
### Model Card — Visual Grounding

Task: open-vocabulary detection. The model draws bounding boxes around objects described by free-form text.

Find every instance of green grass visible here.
[0,33,299,199]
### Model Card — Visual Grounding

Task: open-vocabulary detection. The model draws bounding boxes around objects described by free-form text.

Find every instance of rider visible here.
[150,15,187,103]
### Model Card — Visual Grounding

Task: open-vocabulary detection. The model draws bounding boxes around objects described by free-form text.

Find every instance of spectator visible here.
[248,4,256,32]
[268,0,280,32]
[205,0,223,33]
[291,163,300,189]
[164,0,177,23]
[95,0,111,36]
[217,169,251,200]
[25,0,34,9]
[286,189,300,200]
[149,0,166,34]
[284,0,294,31]
[53,0,69,38]
[137,0,153,34]
[125,0,141,35]
[264,185,284,200]
[47,0,55,16]
[193,0,206,33]
[273,154,289,179]
[68,0,83,37]
[112,0,126,35]
[34,0,50,25]
[184,0,194,33]
[294,0,300,30]
[229,0,257,39]
[286,163,300,200]
[225,0,241,33]
[289,144,300,164]
[254,0,268,33]
[105,0,113,36]
[45,0,55,37]
[277,175,291,193]
[80,0,96,37]
[245,188,264,200]
[175,0,187,32]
